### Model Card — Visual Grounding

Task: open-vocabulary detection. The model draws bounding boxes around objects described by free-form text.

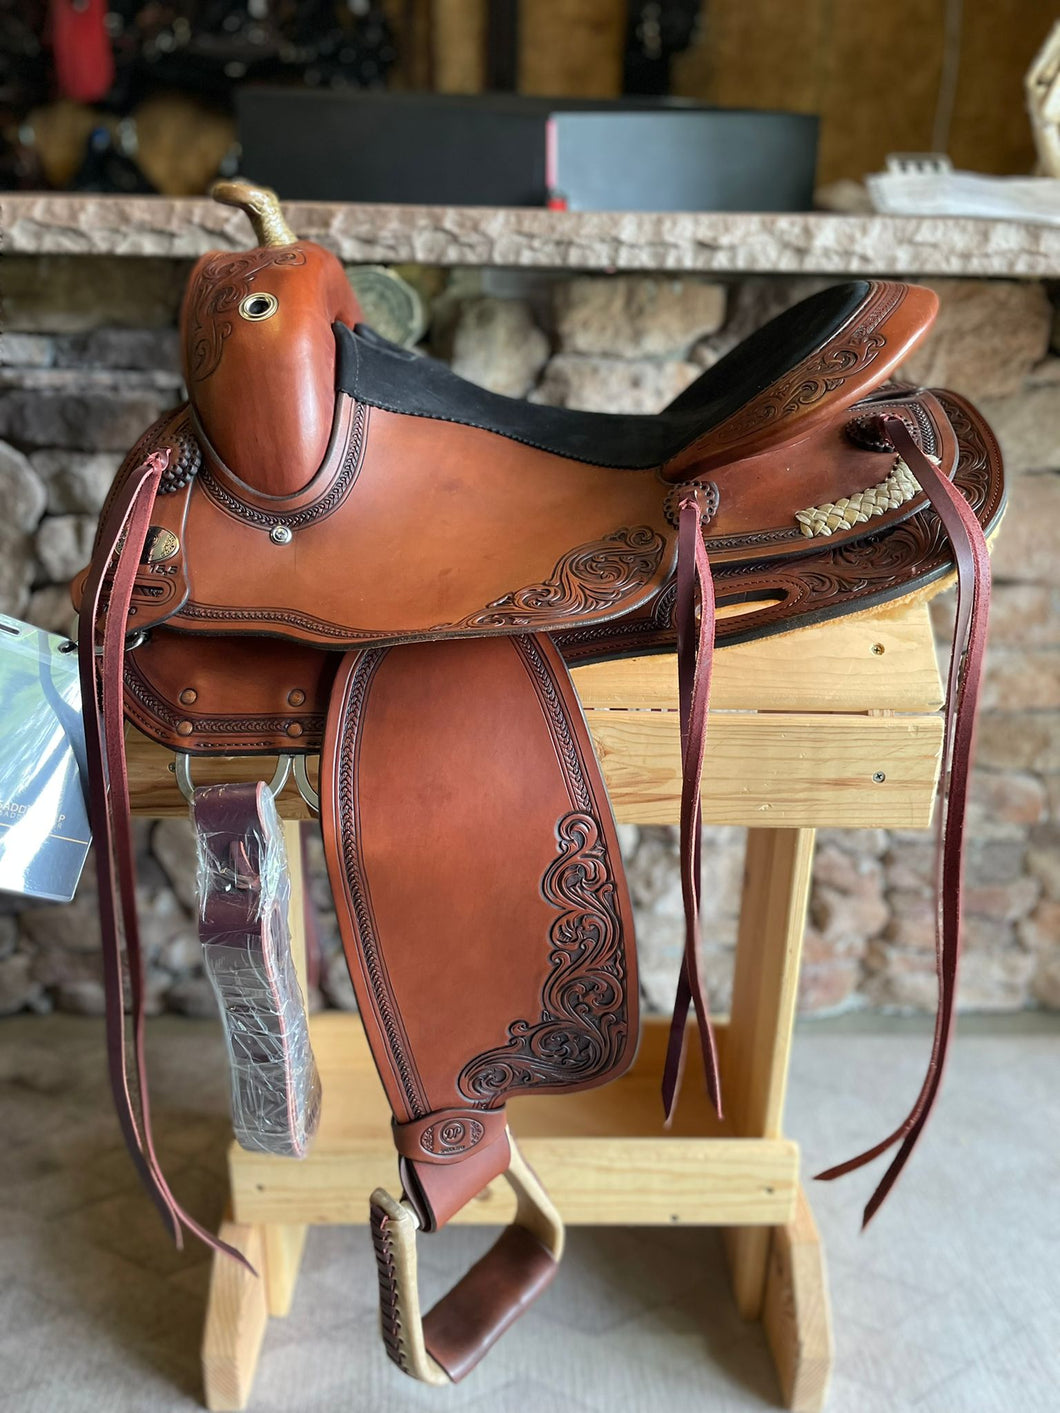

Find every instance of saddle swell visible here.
[74,180,1002,1387]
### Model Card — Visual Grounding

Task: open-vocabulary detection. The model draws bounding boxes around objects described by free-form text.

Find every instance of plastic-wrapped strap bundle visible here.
[193,781,321,1157]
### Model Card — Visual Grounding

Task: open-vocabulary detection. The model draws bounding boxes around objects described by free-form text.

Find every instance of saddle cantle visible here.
[75,180,1002,1383]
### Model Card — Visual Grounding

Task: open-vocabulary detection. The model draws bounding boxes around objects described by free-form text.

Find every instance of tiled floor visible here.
[0,1012,1056,1412]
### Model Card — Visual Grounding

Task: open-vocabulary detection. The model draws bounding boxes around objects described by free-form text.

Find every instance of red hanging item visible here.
[50,0,115,104]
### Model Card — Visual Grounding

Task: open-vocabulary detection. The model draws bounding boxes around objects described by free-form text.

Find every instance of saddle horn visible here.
[209,178,297,247]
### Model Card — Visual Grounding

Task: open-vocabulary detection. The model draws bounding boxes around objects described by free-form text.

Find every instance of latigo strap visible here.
[78,451,249,1268]
[662,486,722,1121]
[815,414,992,1223]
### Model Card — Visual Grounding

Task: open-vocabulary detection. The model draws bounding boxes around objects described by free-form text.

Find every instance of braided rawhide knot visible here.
[158,433,202,495]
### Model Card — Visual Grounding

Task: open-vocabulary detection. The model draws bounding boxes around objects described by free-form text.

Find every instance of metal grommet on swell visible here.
[176,720,194,737]
[179,688,198,705]
[238,292,278,322]
[287,688,306,707]
[286,722,303,739]
[269,524,293,545]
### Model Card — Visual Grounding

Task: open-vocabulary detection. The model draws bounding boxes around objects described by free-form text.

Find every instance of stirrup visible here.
[369,1135,564,1384]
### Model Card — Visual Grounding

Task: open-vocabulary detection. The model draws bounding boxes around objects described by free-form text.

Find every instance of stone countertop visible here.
[2,193,1059,277]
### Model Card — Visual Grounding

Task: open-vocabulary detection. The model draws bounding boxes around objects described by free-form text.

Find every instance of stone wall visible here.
[1,256,1057,1020]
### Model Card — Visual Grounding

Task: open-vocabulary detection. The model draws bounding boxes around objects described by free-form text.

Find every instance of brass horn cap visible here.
[209,179,297,248]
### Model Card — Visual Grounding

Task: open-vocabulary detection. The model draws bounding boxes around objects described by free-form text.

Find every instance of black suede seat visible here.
[334,281,872,470]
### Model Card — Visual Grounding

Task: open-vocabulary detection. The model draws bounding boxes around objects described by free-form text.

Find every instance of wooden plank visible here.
[593,711,941,827]
[674,0,1052,185]
[300,1011,729,1138]
[232,1133,796,1229]
[201,1218,268,1412]
[127,710,941,825]
[572,602,943,713]
[261,1223,307,1319]
[383,0,431,90]
[432,0,486,92]
[763,1189,833,1413]
[126,741,314,818]
[723,828,816,1320]
[948,0,1058,180]
[820,0,1052,186]
[674,0,827,118]
[230,1016,794,1227]
[724,830,817,1141]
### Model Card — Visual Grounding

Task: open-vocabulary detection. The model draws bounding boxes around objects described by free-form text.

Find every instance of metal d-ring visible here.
[174,752,293,804]
[292,755,319,813]
[88,628,149,657]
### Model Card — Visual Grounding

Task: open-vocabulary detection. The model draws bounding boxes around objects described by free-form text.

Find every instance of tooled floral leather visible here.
[185,247,308,381]
[439,526,666,631]
[664,281,928,481]
[556,389,1002,662]
[707,282,905,439]
[458,810,631,1102]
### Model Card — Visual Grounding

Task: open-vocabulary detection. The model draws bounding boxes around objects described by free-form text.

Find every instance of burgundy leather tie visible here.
[79,452,250,1267]
[816,413,992,1225]
[662,490,722,1122]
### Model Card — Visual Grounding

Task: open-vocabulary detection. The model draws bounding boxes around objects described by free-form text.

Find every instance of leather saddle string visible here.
[79,455,250,1268]
[815,414,991,1227]
[79,454,177,1236]
[661,494,722,1122]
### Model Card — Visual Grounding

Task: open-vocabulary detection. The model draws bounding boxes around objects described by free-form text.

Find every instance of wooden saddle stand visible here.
[76,182,1001,1392]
